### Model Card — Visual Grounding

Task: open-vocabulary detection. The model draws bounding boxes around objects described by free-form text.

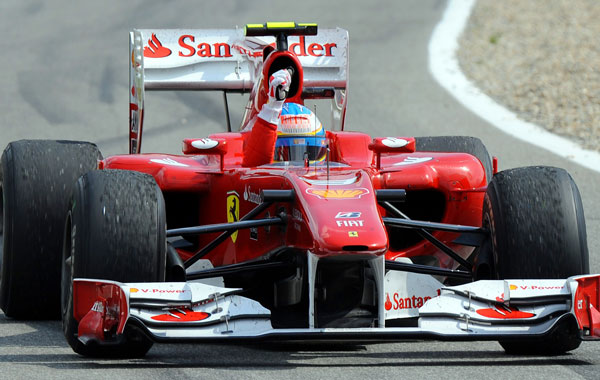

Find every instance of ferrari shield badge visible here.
[227,191,240,242]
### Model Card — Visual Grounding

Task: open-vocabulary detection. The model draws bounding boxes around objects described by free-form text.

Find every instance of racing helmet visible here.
[274,103,327,162]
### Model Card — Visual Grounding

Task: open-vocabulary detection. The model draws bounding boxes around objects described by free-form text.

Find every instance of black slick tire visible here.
[483,166,589,354]
[0,140,101,319]
[61,169,166,358]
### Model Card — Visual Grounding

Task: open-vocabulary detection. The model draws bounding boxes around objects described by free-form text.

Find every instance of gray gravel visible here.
[458,0,600,152]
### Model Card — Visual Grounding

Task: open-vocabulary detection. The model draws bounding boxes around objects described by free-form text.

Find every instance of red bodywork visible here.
[103,131,486,268]
[111,43,487,271]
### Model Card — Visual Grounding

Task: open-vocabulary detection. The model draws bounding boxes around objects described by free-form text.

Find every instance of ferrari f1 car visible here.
[1,23,599,358]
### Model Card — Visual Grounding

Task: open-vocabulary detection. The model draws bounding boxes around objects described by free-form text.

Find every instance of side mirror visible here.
[368,137,416,169]
[183,138,227,154]
[182,138,228,170]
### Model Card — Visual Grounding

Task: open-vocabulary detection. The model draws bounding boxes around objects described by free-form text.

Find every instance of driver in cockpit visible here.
[242,69,326,167]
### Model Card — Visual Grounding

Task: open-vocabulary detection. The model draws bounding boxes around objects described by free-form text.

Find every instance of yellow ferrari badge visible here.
[227,191,240,242]
[348,231,359,237]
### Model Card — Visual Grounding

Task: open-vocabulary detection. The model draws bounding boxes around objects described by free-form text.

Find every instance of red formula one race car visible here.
[1,23,598,358]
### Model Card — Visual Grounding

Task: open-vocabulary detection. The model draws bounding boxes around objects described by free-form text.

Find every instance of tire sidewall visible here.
[0,147,14,313]
[485,167,588,279]
[482,166,588,354]
[61,170,165,357]
[1,140,102,318]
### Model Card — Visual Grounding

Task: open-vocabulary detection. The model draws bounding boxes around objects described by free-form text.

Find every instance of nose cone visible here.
[292,171,388,258]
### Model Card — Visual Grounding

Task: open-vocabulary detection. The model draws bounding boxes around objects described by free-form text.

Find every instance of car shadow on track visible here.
[0,314,593,371]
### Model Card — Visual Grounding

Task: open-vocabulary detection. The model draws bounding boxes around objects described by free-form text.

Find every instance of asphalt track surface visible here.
[1,1,599,379]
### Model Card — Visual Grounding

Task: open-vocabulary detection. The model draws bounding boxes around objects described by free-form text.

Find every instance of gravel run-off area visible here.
[458,0,600,152]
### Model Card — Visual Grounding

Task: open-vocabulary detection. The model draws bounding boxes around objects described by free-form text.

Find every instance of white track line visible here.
[429,0,600,173]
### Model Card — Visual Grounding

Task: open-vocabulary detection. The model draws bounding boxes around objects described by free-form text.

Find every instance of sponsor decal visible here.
[385,294,392,311]
[144,33,172,58]
[335,212,361,218]
[130,138,138,155]
[336,220,364,227]
[129,102,138,133]
[509,284,565,291]
[150,158,189,167]
[227,191,240,243]
[348,231,359,237]
[243,185,261,205]
[179,35,233,58]
[288,36,337,57]
[302,177,358,185]
[306,188,369,200]
[476,305,535,319]
[191,138,218,150]
[381,137,409,148]
[146,34,337,60]
[385,293,432,311]
[130,288,187,294]
[393,157,433,166]
[91,301,104,313]
[151,308,210,322]
[232,44,263,58]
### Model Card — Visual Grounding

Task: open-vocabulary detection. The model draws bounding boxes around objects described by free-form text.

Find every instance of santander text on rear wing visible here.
[128,27,349,153]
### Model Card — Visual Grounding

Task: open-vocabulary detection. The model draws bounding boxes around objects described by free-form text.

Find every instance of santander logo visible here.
[144,34,172,58]
[385,292,432,311]
[144,34,337,59]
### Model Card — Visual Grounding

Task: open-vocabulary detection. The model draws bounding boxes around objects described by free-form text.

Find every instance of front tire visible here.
[61,170,166,357]
[1,140,101,319]
[483,166,588,354]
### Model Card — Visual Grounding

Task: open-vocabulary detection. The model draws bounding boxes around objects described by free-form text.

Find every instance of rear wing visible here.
[129,27,349,153]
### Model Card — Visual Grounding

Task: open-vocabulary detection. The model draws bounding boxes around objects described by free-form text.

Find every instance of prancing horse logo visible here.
[227,191,239,243]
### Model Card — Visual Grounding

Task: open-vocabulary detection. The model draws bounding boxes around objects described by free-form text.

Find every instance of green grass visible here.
[489,33,502,44]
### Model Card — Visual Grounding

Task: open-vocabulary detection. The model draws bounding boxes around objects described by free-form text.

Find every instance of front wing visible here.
[72,274,600,345]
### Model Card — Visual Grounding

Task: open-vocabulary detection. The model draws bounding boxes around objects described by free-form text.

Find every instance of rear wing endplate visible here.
[129,28,349,153]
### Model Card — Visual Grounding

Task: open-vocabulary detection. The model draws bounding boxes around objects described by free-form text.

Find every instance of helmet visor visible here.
[274,136,328,162]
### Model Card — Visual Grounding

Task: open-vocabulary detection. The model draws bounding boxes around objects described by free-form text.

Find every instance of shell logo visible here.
[306,188,369,200]
[509,284,518,290]
[130,288,139,293]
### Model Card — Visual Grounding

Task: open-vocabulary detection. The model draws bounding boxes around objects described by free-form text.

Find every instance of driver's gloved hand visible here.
[258,69,291,124]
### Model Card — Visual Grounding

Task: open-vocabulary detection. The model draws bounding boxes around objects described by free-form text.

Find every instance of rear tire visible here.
[415,136,492,183]
[1,140,101,319]
[61,170,166,357]
[483,166,588,354]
